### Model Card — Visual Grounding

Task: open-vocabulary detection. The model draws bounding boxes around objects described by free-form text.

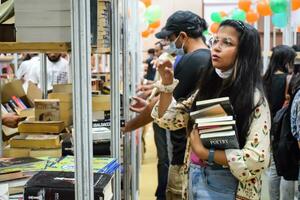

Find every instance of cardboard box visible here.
[52,84,72,93]
[92,95,110,111]
[1,80,42,118]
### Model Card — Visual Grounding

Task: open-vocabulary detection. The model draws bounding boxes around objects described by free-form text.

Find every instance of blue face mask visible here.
[165,35,185,55]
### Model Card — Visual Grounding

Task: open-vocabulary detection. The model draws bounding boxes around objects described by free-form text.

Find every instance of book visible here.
[196,96,230,107]
[195,116,233,124]
[93,127,111,142]
[195,96,234,115]
[200,130,239,149]
[0,157,44,172]
[190,104,228,120]
[24,171,113,200]
[18,121,65,133]
[34,99,60,121]
[3,103,14,113]
[29,148,62,158]
[1,104,8,113]
[197,120,236,128]
[199,125,233,134]
[10,135,61,149]
[3,145,31,158]
[11,96,27,110]
[92,119,125,128]
[0,171,24,182]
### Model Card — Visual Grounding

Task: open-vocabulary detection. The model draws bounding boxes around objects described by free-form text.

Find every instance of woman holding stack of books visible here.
[151,19,271,200]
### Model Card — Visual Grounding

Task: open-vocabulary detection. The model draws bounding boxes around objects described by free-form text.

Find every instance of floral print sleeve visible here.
[290,90,300,141]
[225,90,271,200]
[151,91,198,131]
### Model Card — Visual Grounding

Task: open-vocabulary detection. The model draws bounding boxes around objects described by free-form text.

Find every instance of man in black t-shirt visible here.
[155,11,211,199]
[122,11,211,200]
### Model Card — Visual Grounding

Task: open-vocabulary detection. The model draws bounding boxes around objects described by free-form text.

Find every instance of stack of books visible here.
[4,120,65,158]
[190,97,239,149]
[0,157,44,197]
[48,84,73,126]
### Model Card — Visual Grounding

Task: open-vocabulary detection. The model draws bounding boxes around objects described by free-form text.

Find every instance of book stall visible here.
[0,0,141,199]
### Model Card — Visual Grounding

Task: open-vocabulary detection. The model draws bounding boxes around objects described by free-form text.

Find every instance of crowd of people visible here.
[1,8,299,200]
[124,10,300,200]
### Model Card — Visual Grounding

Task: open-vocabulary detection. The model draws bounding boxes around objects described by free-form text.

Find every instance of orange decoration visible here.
[210,23,220,33]
[141,0,152,7]
[246,10,259,23]
[149,20,160,29]
[298,26,300,32]
[238,0,252,12]
[220,11,228,17]
[142,29,150,38]
[149,28,155,34]
[257,0,272,16]
[292,0,300,10]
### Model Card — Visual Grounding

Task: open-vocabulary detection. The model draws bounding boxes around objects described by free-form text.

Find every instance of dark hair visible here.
[263,45,297,100]
[292,45,300,52]
[188,20,265,148]
[147,48,155,54]
[175,17,208,39]
[155,41,164,50]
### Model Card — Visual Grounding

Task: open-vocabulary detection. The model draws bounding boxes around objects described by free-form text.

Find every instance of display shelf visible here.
[0,42,71,53]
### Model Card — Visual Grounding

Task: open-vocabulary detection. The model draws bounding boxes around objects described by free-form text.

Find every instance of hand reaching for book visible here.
[156,59,174,85]
[2,113,22,128]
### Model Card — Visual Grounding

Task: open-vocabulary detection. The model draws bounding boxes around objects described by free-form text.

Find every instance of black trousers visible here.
[153,123,170,200]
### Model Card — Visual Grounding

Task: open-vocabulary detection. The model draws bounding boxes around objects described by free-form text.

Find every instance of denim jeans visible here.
[153,123,170,200]
[189,163,238,200]
[268,154,296,200]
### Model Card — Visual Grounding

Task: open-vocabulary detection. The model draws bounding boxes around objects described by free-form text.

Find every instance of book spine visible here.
[1,104,8,114]
[11,96,26,110]
[3,103,14,113]
[8,100,20,112]
[17,97,28,109]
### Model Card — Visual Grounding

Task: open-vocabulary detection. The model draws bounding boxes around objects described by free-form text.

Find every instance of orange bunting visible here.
[246,10,259,23]
[292,0,300,10]
[220,11,228,17]
[142,29,150,38]
[238,0,252,12]
[210,23,220,33]
[141,0,152,7]
[257,0,272,16]
[149,20,161,29]
[149,28,155,34]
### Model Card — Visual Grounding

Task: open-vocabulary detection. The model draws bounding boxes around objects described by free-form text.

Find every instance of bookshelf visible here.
[0,0,140,199]
[0,42,71,53]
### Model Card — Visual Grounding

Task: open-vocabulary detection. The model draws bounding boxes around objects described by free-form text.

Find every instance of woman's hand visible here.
[156,59,174,85]
[190,126,209,160]
[129,96,149,113]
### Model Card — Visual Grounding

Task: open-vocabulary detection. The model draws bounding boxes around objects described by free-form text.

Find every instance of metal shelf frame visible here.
[0,0,142,199]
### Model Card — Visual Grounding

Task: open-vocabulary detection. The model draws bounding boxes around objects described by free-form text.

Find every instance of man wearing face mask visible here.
[155,10,211,199]
[123,11,211,199]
